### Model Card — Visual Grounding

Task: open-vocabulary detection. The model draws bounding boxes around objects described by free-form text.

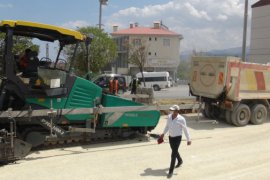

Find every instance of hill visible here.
[180,46,250,61]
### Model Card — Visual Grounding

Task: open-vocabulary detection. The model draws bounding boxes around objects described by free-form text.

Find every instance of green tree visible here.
[0,32,39,55]
[177,60,191,80]
[68,27,117,77]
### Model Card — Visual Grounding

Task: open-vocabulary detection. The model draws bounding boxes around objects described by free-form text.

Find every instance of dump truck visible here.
[189,56,270,127]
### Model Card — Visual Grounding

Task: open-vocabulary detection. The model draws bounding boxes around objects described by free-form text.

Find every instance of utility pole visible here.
[46,43,49,59]
[242,0,248,62]
[98,0,108,29]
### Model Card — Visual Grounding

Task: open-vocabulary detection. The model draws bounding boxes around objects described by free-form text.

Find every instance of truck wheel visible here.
[250,104,267,125]
[225,110,232,124]
[153,85,160,91]
[203,103,219,119]
[210,106,220,119]
[231,104,250,127]
[202,109,209,118]
[202,103,211,118]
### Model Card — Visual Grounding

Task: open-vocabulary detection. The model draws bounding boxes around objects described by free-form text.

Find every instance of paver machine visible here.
[0,20,161,163]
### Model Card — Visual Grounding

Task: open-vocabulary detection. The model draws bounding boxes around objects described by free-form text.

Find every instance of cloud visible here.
[61,20,89,29]
[184,2,211,21]
[216,14,228,21]
[105,0,258,51]
[0,3,13,8]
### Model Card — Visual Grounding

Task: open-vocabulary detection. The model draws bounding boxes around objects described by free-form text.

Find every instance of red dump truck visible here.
[189,56,270,126]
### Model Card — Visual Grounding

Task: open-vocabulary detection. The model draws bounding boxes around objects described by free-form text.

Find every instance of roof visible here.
[252,0,270,8]
[0,20,85,43]
[111,26,180,36]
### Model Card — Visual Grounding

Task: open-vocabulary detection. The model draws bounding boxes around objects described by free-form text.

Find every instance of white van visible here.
[136,71,170,91]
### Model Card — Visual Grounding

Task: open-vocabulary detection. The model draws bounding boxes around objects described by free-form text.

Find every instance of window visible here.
[163,39,170,47]
[133,39,141,46]
[149,37,152,41]
[155,37,157,41]
[138,77,167,82]
[148,52,151,55]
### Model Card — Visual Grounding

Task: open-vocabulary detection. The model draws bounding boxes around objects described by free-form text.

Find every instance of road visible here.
[1,114,270,180]
[123,85,194,100]
[154,85,192,99]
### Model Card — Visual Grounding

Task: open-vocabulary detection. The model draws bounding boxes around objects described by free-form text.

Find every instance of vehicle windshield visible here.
[12,35,80,72]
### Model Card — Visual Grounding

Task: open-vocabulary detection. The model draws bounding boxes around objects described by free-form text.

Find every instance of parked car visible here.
[92,74,127,94]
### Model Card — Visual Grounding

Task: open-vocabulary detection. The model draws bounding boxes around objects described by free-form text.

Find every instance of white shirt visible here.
[163,113,191,141]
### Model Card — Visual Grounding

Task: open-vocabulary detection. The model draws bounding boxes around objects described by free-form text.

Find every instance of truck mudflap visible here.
[0,129,31,164]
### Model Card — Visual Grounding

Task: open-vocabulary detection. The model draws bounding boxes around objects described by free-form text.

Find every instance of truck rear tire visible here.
[153,85,160,91]
[202,103,210,118]
[231,104,250,127]
[250,104,267,125]
[203,103,219,119]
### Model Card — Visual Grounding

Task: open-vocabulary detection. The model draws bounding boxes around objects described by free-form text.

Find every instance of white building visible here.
[110,21,183,79]
[250,0,270,63]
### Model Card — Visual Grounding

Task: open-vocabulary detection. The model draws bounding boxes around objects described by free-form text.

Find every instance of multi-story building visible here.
[110,21,183,79]
[250,0,270,63]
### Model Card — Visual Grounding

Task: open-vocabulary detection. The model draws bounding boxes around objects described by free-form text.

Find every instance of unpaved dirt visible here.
[1,114,270,180]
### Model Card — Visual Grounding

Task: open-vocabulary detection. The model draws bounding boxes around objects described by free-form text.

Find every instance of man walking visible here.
[130,77,140,101]
[160,105,191,178]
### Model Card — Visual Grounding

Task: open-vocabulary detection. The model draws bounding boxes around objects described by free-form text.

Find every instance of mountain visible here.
[180,46,250,61]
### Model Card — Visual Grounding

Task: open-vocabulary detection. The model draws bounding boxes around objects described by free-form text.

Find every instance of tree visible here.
[0,32,39,55]
[177,60,191,80]
[67,27,117,77]
[128,41,148,87]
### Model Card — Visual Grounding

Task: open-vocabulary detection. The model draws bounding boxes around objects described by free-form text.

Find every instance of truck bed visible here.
[190,56,270,101]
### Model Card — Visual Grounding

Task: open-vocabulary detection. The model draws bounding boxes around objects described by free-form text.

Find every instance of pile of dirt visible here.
[155,98,198,115]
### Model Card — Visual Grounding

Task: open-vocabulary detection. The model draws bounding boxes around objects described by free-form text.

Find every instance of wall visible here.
[250,5,270,64]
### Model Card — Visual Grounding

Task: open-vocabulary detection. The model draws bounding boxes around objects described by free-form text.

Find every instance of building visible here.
[250,0,270,63]
[110,21,183,79]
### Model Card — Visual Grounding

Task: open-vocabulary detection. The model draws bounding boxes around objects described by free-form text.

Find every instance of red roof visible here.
[111,27,180,36]
[252,0,270,8]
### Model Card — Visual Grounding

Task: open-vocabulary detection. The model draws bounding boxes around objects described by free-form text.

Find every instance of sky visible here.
[0,0,259,53]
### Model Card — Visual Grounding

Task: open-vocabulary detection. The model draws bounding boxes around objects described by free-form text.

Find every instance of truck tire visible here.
[153,85,160,91]
[231,104,250,127]
[202,103,211,118]
[203,103,219,119]
[250,104,267,125]
[202,109,209,118]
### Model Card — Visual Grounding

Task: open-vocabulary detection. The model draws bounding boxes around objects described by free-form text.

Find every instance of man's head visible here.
[169,105,180,111]
[25,48,31,55]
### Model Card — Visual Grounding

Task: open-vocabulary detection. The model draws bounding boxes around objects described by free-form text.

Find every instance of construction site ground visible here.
[1,114,270,180]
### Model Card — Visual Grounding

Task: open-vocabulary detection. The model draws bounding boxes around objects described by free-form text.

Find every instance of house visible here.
[250,0,270,63]
[110,21,183,79]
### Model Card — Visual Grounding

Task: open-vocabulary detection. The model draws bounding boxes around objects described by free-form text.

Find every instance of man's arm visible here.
[180,117,191,145]
[161,116,169,138]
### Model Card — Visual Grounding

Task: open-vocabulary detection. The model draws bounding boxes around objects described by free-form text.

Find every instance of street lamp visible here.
[242,0,248,62]
[98,0,108,29]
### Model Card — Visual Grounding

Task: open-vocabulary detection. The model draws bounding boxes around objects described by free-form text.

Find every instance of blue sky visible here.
[0,0,258,52]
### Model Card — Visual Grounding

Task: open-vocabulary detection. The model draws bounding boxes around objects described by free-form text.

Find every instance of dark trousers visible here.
[131,89,136,101]
[169,136,182,174]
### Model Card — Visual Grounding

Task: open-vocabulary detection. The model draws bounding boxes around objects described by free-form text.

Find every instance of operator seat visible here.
[22,51,39,78]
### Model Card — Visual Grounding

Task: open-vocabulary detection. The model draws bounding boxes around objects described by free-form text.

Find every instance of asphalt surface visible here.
[123,85,194,100]
[1,114,270,180]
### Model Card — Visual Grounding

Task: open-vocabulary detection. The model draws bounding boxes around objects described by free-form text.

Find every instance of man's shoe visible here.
[175,161,183,168]
[167,173,173,179]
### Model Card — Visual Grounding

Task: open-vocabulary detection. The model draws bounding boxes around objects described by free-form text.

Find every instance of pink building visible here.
[111,21,183,78]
